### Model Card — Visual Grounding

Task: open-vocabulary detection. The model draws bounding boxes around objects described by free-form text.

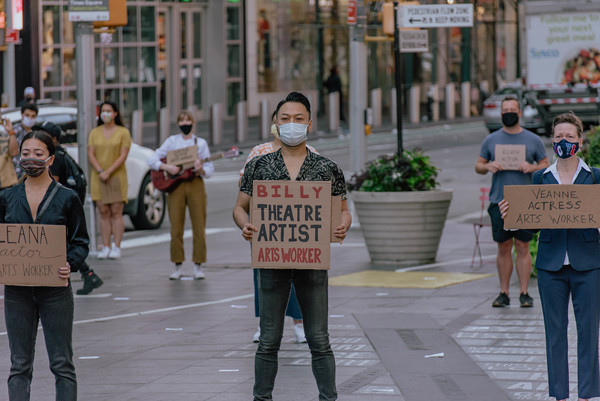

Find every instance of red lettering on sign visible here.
[285,185,293,198]
[300,186,309,198]
[256,185,267,198]
[272,185,281,197]
[313,186,323,199]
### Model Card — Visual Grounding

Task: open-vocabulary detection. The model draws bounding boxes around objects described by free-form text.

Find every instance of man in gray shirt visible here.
[475,96,549,308]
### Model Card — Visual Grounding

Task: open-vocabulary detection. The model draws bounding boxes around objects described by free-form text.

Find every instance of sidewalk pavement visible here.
[0,205,562,401]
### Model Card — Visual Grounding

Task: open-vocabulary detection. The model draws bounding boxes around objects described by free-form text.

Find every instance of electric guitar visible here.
[151,147,241,192]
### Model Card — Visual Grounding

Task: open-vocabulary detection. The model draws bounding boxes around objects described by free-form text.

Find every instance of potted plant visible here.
[347,149,453,265]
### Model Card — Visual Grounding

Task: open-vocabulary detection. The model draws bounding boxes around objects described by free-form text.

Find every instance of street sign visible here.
[347,0,357,25]
[398,4,473,28]
[68,0,109,22]
[400,30,428,53]
[5,28,20,44]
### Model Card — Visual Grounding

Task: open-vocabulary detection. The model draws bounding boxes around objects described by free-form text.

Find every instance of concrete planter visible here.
[351,189,453,265]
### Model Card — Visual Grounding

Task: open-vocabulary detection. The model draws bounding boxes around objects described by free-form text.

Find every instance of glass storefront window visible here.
[100,47,120,84]
[180,13,187,59]
[123,88,139,125]
[226,7,240,41]
[62,8,75,45]
[42,48,61,88]
[227,44,240,77]
[141,47,157,83]
[141,7,156,42]
[123,6,138,42]
[180,66,188,109]
[227,82,240,116]
[98,88,119,105]
[123,47,139,83]
[192,65,202,108]
[42,6,60,46]
[142,87,157,122]
[64,47,76,87]
[193,12,202,59]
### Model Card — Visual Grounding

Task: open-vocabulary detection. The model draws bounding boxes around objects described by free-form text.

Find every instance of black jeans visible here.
[254,269,336,401]
[4,284,76,401]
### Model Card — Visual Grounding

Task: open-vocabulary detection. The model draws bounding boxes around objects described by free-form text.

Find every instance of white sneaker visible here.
[193,265,205,280]
[293,323,307,343]
[108,245,121,259]
[169,270,182,280]
[97,246,110,260]
[253,327,260,343]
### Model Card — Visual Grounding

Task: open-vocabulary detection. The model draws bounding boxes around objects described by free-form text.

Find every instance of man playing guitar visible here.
[147,110,213,280]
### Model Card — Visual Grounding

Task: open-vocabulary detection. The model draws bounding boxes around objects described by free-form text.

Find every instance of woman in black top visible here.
[0,131,89,401]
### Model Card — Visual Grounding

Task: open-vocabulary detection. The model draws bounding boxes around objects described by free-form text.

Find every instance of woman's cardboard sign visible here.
[99,176,121,204]
[0,224,67,286]
[495,144,526,170]
[251,180,332,270]
[503,184,600,229]
[166,145,198,169]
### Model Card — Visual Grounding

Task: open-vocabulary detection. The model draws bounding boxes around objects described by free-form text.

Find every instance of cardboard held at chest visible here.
[0,224,67,287]
[251,180,335,270]
[166,145,198,168]
[99,176,121,204]
[495,144,526,171]
[503,184,600,229]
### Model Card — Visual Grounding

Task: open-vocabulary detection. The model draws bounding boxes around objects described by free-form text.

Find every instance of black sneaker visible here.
[492,292,510,307]
[519,292,534,308]
[76,271,104,295]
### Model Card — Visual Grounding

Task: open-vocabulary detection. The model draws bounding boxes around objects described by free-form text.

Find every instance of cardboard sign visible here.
[504,184,600,229]
[166,145,198,168]
[495,144,526,170]
[330,196,342,242]
[99,176,121,204]
[0,224,67,287]
[251,181,332,270]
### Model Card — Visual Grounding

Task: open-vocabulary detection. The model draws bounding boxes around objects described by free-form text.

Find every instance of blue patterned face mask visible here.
[553,139,579,159]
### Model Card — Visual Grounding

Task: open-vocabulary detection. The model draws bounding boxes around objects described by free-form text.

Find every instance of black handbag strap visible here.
[35,183,62,223]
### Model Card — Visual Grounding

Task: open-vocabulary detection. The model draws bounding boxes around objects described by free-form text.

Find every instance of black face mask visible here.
[501,112,519,128]
[179,124,193,135]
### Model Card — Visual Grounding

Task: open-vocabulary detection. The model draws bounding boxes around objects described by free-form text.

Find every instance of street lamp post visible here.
[393,1,403,155]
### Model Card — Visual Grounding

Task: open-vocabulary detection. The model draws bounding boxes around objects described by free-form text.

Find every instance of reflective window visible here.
[226,8,240,40]
[42,48,61,88]
[123,6,138,42]
[42,6,60,45]
[123,47,140,83]
[141,47,157,83]
[141,7,156,42]
[142,87,157,122]
[192,12,202,58]
[227,45,240,77]
[227,82,240,116]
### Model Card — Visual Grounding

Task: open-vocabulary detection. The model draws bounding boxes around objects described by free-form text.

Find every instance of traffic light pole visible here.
[349,2,368,173]
[393,1,403,155]
[75,22,98,255]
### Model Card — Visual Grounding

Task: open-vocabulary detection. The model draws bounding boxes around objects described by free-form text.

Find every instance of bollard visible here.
[328,92,340,133]
[461,82,471,117]
[370,88,382,127]
[259,99,270,140]
[390,88,397,126]
[432,85,440,122]
[210,103,223,146]
[445,84,455,120]
[236,101,248,144]
[409,85,420,124]
[158,107,169,145]
[131,109,143,145]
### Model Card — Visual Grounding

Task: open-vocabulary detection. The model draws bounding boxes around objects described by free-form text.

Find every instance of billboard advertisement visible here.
[526,12,600,85]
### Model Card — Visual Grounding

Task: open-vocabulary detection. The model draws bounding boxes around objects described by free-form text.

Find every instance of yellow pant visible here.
[166,178,207,264]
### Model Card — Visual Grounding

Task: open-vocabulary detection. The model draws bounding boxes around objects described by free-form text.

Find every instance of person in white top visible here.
[147,110,213,280]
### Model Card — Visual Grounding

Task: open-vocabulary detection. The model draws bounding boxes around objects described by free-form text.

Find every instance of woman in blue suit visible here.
[500,112,600,401]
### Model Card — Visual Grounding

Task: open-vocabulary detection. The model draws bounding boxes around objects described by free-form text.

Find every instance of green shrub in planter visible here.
[581,125,600,167]
[347,149,440,192]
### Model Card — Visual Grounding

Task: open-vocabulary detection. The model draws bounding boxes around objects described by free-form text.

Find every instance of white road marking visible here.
[121,227,236,249]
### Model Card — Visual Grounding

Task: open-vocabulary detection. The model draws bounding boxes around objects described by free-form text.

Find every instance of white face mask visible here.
[278,122,309,146]
[22,117,36,128]
[101,112,113,123]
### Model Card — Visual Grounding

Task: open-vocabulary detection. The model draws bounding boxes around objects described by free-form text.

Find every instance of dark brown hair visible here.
[20,130,56,156]
[500,96,521,111]
[552,112,583,138]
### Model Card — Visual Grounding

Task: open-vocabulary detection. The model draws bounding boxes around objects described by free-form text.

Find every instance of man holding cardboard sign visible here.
[233,92,351,401]
[499,113,600,401]
[475,96,549,308]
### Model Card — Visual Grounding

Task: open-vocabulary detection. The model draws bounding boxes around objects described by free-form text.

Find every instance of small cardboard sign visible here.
[0,224,67,287]
[495,144,526,170]
[330,196,342,242]
[251,180,332,270]
[166,145,198,167]
[504,184,600,229]
[99,176,121,204]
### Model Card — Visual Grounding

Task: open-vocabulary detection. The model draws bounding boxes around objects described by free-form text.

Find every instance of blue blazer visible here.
[533,167,600,272]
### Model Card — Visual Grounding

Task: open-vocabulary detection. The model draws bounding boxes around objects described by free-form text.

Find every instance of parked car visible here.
[482,85,546,135]
[1,105,166,230]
